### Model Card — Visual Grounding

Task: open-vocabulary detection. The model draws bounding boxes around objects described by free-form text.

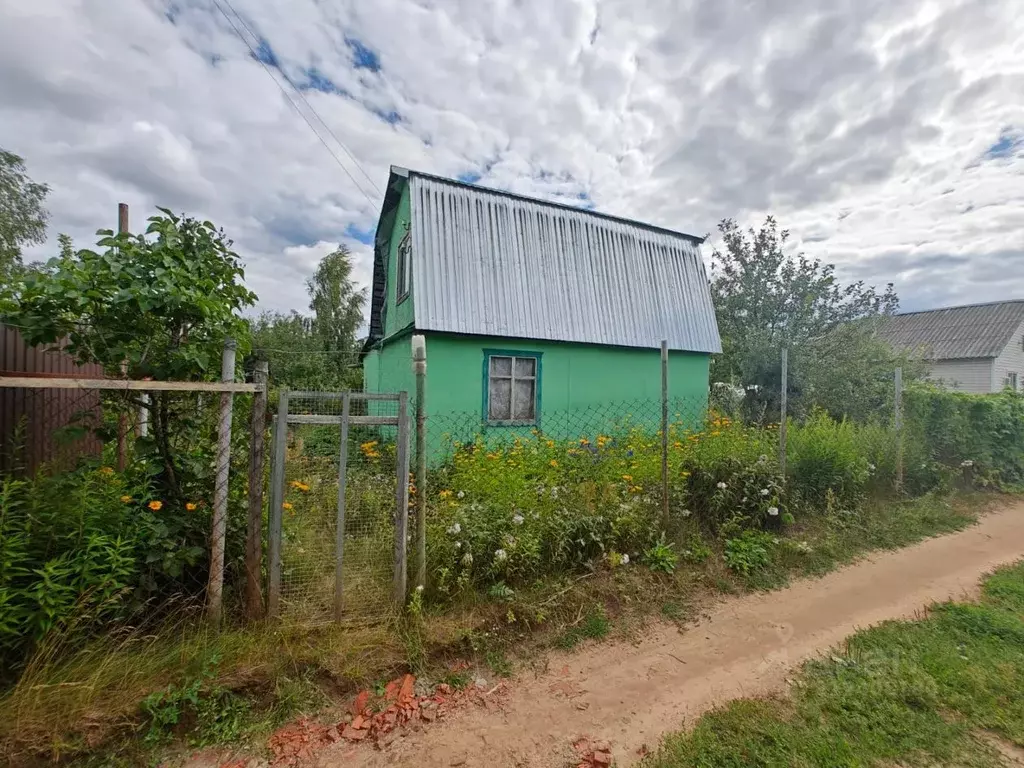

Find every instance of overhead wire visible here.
[209,0,382,206]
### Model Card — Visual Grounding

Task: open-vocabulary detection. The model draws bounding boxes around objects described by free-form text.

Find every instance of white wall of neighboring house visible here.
[927,358,995,393]
[993,319,1024,392]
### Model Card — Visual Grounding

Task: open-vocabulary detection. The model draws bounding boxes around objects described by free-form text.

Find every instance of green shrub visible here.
[0,465,210,676]
[723,531,775,576]
[786,410,871,506]
[643,534,679,574]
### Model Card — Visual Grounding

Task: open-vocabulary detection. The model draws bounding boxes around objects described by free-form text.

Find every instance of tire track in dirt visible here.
[317,500,1024,768]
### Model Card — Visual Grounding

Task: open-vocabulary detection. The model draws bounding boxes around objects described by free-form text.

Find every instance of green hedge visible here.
[904,387,1024,488]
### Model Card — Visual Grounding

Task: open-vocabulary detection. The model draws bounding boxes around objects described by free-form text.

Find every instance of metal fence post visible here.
[267,390,289,619]
[334,392,351,623]
[244,361,269,621]
[412,335,427,591]
[394,391,411,604]
[895,367,904,492]
[206,338,237,628]
[779,347,788,476]
[660,339,669,530]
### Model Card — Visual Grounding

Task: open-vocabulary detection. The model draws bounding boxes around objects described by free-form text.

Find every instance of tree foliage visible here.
[252,245,365,390]
[0,149,49,278]
[13,209,255,379]
[710,216,913,422]
[9,209,258,503]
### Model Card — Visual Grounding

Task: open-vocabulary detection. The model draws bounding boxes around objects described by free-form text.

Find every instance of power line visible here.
[210,0,382,206]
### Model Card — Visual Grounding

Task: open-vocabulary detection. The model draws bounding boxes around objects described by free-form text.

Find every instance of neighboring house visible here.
[878,300,1024,393]
[361,167,721,443]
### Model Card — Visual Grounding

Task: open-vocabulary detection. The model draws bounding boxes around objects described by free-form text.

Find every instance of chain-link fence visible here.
[267,390,407,626]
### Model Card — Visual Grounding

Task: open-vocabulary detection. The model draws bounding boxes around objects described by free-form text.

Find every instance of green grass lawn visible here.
[646,560,1024,768]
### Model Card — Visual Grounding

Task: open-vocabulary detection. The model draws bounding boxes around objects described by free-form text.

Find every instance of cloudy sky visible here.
[2,0,1022,317]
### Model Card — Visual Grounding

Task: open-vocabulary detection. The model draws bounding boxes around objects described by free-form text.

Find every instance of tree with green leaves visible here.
[710,216,913,422]
[12,209,257,499]
[0,149,49,279]
[253,245,365,390]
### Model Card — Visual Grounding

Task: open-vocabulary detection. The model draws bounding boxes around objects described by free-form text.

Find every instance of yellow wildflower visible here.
[186,502,198,511]
[622,474,633,482]
[546,439,555,448]
[283,502,293,512]
[579,438,590,446]
[630,485,643,493]
[439,489,453,499]
[549,460,559,468]
[290,480,311,492]
[148,500,163,511]
[99,466,114,475]
[120,495,132,503]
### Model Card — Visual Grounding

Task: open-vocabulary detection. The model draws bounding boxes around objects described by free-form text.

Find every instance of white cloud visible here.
[1,0,1022,318]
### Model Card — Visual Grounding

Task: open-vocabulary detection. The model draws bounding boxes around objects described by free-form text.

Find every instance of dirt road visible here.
[319,501,1024,768]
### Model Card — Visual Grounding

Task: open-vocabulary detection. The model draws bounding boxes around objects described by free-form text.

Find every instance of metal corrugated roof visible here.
[389,171,721,353]
[877,300,1024,360]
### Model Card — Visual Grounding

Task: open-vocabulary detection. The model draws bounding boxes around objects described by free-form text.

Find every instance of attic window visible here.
[396,233,411,303]
[485,352,540,425]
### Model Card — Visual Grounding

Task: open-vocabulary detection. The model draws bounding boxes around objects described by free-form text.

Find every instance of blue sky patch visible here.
[371,107,402,125]
[458,171,482,184]
[984,127,1022,160]
[252,37,280,69]
[301,67,347,95]
[345,223,375,245]
[346,36,381,72]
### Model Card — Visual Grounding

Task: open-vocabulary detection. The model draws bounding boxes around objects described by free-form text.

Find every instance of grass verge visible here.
[645,558,1024,768]
[0,490,1001,765]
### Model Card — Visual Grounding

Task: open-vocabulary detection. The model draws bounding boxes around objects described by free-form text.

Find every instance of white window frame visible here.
[1007,372,1018,391]
[485,352,540,425]
[396,233,411,303]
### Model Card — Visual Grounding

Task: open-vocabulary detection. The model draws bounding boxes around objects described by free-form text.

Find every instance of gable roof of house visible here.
[877,300,1024,360]
[367,167,722,353]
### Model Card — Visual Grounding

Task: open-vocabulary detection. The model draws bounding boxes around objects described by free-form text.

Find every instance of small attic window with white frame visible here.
[396,232,411,303]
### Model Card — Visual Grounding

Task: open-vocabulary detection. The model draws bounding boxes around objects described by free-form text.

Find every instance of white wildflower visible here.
[716,481,728,490]
[512,513,525,526]
[681,509,692,518]
[457,490,465,499]
[621,554,630,565]
[758,454,768,463]
[760,488,770,496]
[461,552,473,566]
[742,496,747,503]
[494,548,508,563]
[767,506,779,517]
[416,584,424,592]
[455,541,462,549]
[960,459,974,468]
[447,522,461,535]
[867,463,876,471]
[503,534,517,548]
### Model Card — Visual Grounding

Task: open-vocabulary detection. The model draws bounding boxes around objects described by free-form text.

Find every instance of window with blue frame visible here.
[484,350,541,425]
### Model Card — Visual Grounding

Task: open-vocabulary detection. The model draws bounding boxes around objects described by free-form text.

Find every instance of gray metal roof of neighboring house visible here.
[877,300,1024,360]
[367,167,722,354]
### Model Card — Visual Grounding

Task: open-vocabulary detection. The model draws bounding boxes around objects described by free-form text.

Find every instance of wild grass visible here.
[645,559,1024,768]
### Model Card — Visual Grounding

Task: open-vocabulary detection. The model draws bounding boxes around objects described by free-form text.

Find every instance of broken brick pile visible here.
[265,674,506,767]
[572,736,613,768]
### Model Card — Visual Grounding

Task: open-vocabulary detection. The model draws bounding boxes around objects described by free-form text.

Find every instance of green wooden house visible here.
[361,167,721,446]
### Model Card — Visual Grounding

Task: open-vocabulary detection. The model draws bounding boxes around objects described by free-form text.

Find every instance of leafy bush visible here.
[786,410,871,506]
[904,387,1024,488]
[643,534,679,574]
[723,531,775,576]
[0,466,210,676]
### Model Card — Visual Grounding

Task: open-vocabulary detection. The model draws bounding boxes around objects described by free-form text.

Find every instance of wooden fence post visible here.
[895,367,904,493]
[244,361,268,621]
[412,335,427,591]
[394,391,410,604]
[660,340,669,531]
[206,338,236,628]
[334,393,351,623]
[779,347,788,476]
[267,391,289,619]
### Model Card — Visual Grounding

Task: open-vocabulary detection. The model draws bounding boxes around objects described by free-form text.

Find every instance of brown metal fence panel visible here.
[0,324,106,475]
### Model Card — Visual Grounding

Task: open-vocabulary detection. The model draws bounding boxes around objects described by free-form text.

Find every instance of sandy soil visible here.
[317,500,1024,768]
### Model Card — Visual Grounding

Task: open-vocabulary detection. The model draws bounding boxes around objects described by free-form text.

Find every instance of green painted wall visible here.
[365,331,710,453]
[382,184,413,340]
